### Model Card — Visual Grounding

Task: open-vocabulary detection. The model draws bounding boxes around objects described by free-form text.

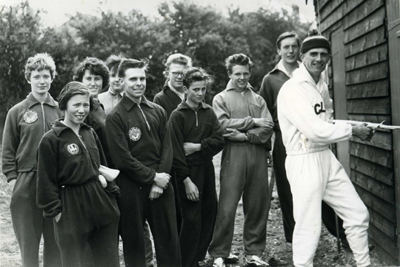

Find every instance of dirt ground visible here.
[0,151,392,267]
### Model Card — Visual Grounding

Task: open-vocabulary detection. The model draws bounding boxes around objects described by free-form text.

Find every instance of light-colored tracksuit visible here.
[277,64,370,267]
[208,80,273,257]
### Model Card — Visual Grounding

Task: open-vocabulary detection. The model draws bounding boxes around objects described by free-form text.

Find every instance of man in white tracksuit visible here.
[277,35,372,267]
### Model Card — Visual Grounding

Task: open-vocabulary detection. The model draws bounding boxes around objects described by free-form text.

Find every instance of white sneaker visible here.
[245,255,269,267]
[213,257,225,267]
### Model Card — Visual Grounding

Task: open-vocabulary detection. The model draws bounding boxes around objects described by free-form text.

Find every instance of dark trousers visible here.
[172,170,182,232]
[10,172,60,267]
[118,176,181,267]
[273,130,346,242]
[178,162,217,267]
[54,181,120,267]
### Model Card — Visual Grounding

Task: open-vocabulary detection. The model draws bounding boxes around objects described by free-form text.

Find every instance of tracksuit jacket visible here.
[37,121,120,267]
[153,83,183,119]
[168,101,224,267]
[106,95,181,267]
[1,92,62,267]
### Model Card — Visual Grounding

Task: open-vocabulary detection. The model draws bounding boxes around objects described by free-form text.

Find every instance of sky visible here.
[1,0,316,26]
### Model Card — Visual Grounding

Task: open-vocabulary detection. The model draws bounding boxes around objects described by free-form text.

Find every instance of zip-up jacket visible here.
[37,121,107,217]
[153,83,183,119]
[1,93,62,182]
[277,63,352,155]
[168,101,224,181]
[212,80,274,145]
[105,95,173,185]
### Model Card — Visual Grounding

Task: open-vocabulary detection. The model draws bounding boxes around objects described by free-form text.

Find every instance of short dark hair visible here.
[105,55,123,75]
[73,57,110,90]
[276,31,300,49]
[117,59,147,78]
[225,53,253,74]
[58,81,90,111]
[183,67,209,88]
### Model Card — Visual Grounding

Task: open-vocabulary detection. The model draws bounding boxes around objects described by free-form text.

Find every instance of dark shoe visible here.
[224,253,239,264]
[268,257,288,266]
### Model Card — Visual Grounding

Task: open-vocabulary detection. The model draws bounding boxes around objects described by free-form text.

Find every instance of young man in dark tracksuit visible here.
[259,32,347,246]
[37,82,120,267]
[1,53,61,267]
[153,53,192,233]
[168,68,224,267]
[106,59,181,267]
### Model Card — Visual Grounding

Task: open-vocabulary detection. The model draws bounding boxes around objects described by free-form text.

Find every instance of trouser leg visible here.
[208,145,246,258]
[242,146,269,256]
[148,184,181,267]
[285,153,325,267]
[323,152,370,267]
[171,171,182,231]
[89,222,120,267]
[321,201,346,240]
[42,217,62,267]
[117,177,146,267]
[197,162,217,261]
[10,172,44,267]
[144,221,154,266]
[273,131,295,243]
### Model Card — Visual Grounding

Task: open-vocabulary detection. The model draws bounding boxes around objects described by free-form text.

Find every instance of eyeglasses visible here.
[171,72,184,77]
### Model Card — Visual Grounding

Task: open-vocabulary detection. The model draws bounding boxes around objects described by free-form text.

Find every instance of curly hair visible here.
[225,53,254,74]
[183,67,209,88]
[24,53,57,81]
[73,57,109,90]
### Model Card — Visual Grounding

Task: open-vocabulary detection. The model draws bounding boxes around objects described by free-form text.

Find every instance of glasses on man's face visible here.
[171,72,184,77]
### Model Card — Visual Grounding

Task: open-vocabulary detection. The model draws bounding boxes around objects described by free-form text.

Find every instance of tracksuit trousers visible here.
[209,142,270,257]
[285,149,370,267]
[117,176,181,267]
[273,130,346,242]
[53,180,120,267]
[10,171,60,267]
[178,161,217,267]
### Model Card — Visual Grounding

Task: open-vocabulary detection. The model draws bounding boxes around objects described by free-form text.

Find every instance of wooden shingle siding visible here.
[357,186,396,223]
[350,156,393,186]
[344,6,385,43]
[350,142,392,168]
[346,62,388,84]
[343,0,384,30]
[345,26,386,57]
[319,0,364,32]
[345,43,387,71]
[351,170,395,204]
[347,97,390,114]
[346,79,389,99]
[369,224,398,260]
[369,209,396,240]
[348,114,391,125]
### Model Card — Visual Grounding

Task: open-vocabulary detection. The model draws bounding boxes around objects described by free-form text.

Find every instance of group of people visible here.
[2,31,374,267]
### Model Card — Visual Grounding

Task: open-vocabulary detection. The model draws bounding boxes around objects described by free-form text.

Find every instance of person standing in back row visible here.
[2,53,61,267]
[259,31,347,246]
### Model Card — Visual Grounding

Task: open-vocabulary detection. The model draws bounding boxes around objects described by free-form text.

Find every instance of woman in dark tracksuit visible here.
[37,82,120,267]
[168,68,224,267]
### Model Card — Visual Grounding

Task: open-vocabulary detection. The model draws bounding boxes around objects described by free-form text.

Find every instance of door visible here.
[331,27,350,174]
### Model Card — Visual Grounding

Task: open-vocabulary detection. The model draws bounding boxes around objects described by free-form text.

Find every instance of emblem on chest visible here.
[23,110,38,124]
[66,143,80,155]
[129,127,141,142]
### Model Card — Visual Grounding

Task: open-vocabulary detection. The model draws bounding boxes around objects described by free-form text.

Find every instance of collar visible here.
[225,80,254,92]
[292,63,327,93]
[120,95,153,111]
[52,120,91,137]
[167,81,186,100]
[108,88,123,97]
[176,101,209,111]
[26,93,58,108]
[269,60,300,78]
